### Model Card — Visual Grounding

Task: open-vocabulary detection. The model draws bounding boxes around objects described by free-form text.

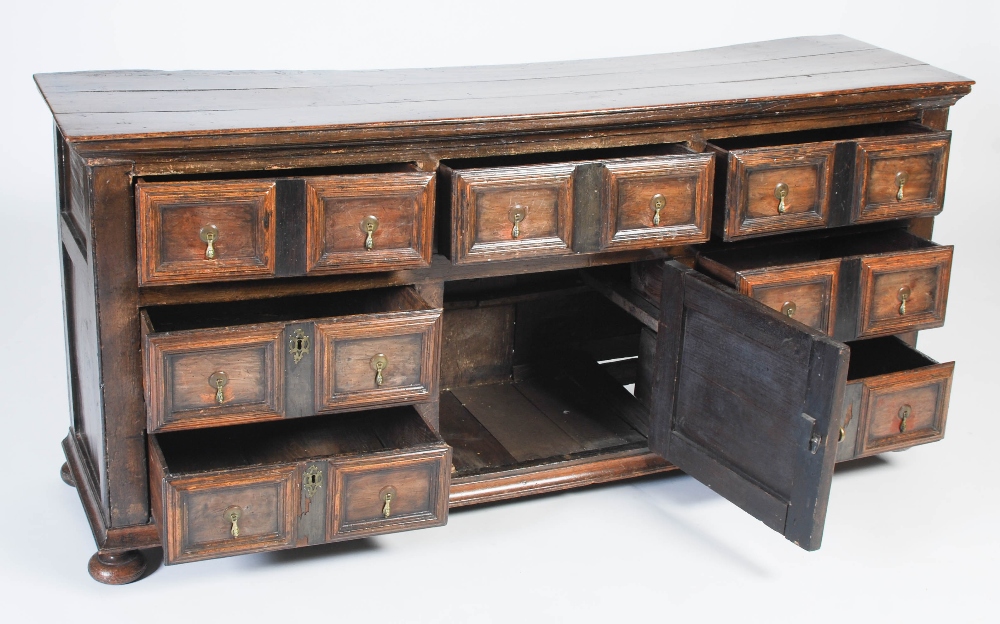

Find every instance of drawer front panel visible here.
[736,259,841,335]
[330,449,450,538]
[315,310,441,412]
[856,363,953,455]
[305,173,434,274]
[858,246,953,337]
[137,180,277,285]
[452,164,575,263]
[145,326,285,432]
[725,143,835,239]
[599,154,714,251]
[165,466,296,564]
[853,132,950,223]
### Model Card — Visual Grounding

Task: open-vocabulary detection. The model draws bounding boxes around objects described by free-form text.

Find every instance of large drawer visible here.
[149,407,450,565]
[438,145,714,263]
[691,228,952,341]
[707,122,951,241]
[136,170,434,286]
[142,287,441,432]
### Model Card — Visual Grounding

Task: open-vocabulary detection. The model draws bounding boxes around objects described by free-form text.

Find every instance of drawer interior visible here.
[697,227,937,277]
[438,272,649,479]
[144,286,433,333]
[708,121,937,151]
[845,336,938,381]
[154,406,440,476]
[439,142,695,171]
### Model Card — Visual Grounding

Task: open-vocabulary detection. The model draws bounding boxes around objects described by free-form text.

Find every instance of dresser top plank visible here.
[35,35,971,150]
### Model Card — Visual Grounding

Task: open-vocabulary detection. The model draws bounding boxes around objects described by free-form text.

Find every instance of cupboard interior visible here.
[439,271,650,479]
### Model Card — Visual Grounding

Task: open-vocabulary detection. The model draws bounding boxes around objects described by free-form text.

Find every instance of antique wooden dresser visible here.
[35,36,972,584]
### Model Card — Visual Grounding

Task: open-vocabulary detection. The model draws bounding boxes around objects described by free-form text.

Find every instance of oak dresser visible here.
[34,36,973,584]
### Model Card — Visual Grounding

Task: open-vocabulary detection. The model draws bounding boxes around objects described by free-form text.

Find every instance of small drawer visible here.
[852,131,951,224]
[597,152,714,251]
[150,407,450,564]
[442,162,575,263]
[330,449,450,538]
[857,245,952,338]
[136,180,277,286]
[734,260,841,335]
[838,337,953,460]
[142,287,442,432]
[696,229,952,342]
[305,172,435,274]
[709,141,836,240]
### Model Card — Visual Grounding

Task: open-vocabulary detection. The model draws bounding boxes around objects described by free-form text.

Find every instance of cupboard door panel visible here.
[648,261,848,550]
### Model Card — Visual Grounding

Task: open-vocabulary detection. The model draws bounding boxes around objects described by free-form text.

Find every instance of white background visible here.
[1,1,998,621]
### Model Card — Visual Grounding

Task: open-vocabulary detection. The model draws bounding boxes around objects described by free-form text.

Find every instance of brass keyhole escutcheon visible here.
[379,486,397,519]
[508,205,527,239]
[650,193,666,226]
[224,506,242,538]
[898,404,912,433]
[208,371,229,405]
[895,171,908,202]
[303,465,322,498]
[360,215,379,250]
[774,182,790,214]
[898,285,912,316]
[199,225,219,260]
[781,301,797,318]
[289,329,310,364]
[370,353,388,387]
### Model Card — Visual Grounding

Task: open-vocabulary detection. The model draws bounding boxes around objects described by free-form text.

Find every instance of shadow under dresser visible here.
[34,34,972,584]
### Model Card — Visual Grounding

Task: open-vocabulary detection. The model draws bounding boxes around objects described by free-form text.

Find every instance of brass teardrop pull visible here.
[209,371,228,404]
[360,216,379,250]
[898,286,911,316]
[898,404,912,433]
[774,182,789,214]
[379,486,397,519]
[370,354,388,387]
[224,506,242,538]
[651,193,666,226]
[895,171,908,202]
[508,205,527,239]
[199,225,219,260]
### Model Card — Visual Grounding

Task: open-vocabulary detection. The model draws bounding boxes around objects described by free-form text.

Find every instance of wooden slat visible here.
[438,391,517,474]
[515,376,639,450]
[451,384,583,462]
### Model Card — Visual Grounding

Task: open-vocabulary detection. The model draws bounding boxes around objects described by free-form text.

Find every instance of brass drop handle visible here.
[781,301,797,318]
[379,486,397,519]
[898,286,911,316]
[508,205,527,239]
[199,225,219,260]
[651,193,666,226]
[360,215,379,250]
[209,371,228,404]
[898,404,912,433]
[225,506,242,538]
[774,182,789,214]
[370,354,388,387]
[895,171,908,202]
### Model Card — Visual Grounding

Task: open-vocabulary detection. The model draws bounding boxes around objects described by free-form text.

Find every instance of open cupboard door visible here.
[648,261,849,550]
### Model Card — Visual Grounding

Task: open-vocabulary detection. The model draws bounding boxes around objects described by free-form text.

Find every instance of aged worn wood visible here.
[37,37,971,581]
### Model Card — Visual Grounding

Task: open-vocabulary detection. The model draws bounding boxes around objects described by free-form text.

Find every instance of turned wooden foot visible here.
[88,550,146,585]
[60,462,76,487]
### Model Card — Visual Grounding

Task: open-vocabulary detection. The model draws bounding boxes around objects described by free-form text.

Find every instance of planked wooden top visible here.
[35,35,972,151]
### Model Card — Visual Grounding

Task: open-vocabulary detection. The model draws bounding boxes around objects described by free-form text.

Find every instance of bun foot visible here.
[88,550,146,585]
[60,462,76,487]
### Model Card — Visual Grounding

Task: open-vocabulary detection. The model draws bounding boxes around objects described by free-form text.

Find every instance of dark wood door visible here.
[648,261,849,550]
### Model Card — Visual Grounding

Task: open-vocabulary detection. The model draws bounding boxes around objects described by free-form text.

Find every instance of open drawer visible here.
[707,122,950,240]
[692,228,952,340]
[148,406,451,565]
[586,260,953,551]
[142,286,441,432]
